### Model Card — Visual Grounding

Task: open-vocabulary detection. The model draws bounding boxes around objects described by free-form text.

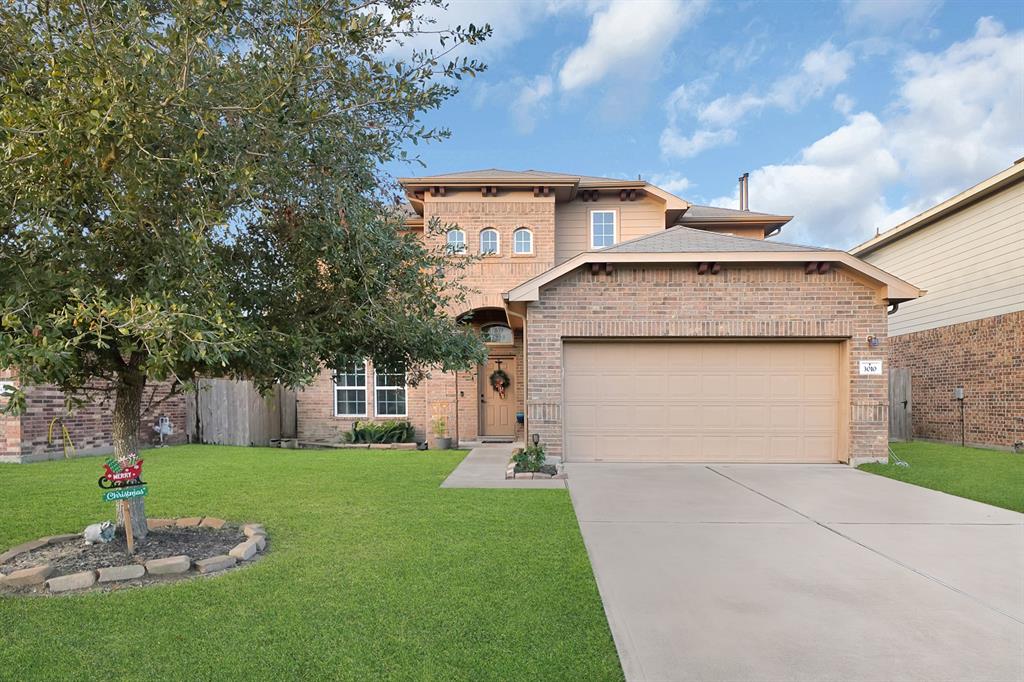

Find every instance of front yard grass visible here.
[860,441,1024,513]
[0,446,623,681]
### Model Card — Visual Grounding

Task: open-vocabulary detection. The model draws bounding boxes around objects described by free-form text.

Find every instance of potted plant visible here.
[431,416,452,450]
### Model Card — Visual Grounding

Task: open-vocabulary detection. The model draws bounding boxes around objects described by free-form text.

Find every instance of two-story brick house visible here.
[297,169,922,465]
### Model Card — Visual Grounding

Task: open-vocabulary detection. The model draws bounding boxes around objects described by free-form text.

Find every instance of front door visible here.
[480,357,517,437]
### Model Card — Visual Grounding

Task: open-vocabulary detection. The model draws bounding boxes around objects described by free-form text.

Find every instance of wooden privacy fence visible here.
[888,367,912,441]
[185,379,297,447]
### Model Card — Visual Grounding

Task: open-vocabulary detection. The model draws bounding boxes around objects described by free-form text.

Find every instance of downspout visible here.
[887,302,900,315]
[506,307,528,444]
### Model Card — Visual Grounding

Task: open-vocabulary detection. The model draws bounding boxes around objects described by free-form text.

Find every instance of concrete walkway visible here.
[440,444,566,489]
[569,462,1024,682]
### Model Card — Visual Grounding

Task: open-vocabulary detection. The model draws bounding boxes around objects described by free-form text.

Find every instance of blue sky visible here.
[384,0,1023,248]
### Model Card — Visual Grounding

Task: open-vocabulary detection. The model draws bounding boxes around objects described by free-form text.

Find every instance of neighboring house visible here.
[850,160,1024,451]
[299,169,922,465]
[0,372,187,463]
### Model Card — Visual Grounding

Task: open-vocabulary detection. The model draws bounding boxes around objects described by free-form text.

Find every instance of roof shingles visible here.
[601,226,827,254]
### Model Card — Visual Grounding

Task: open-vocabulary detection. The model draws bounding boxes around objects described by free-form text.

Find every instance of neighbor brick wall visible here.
[888,311,1023,449]
[526,263,890,462]
[1,377,187,463]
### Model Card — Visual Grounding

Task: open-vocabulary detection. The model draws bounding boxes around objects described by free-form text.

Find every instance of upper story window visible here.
[334,362,367,417]
[374,363,407,416]
[513,228,533,255]
[590,210,617,248]
[481,323,513,344]
[446,229,466,254]
[480,228,499,255]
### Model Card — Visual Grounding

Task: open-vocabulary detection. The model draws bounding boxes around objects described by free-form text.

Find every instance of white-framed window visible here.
[513,228,533,255]
[374,363,407,416]
[334,362,367,417]
[446,229,466,254]
[481,323,513,344]
[590,210,617,248]
[479,228,499,255]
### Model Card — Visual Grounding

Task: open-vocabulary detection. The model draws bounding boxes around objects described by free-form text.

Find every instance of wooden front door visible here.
[480,357,517,437]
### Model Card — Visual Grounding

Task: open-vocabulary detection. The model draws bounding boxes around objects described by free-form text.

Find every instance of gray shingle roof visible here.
[602,226,828,254]
[679,204,790,221]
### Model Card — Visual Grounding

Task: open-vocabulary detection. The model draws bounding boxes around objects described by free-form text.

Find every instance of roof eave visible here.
[505,251,923,303]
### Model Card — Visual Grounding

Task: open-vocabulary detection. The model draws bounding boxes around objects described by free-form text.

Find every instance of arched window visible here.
[446,229,466,254]
[481,323,513,344]
[513,228,533,255]
[480,228,499,255]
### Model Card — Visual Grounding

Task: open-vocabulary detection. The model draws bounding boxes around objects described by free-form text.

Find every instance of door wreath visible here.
[489,368,511,399]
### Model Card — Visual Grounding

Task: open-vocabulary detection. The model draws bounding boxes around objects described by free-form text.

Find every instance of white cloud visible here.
[649,172,692,195]
[833,93,855,115]
[664,42,855,158]
[842,0,941,30]
[710,19,1024,248]
[558,0,708,92]
[660,127,737,158]
[509,76,554,134]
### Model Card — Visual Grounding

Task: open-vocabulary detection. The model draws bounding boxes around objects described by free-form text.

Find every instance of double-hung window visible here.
[374,364,407,416]
[513,228,533,255]
[334,362,367,417]
[480,228,499,255]
[590,210,616,248]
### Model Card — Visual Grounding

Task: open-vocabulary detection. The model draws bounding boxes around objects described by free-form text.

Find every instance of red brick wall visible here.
[888,311,1023,449]
[1,378,187,462]
[525,263,890,462]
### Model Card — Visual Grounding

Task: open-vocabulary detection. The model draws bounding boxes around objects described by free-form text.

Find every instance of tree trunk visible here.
[112,370,148,540]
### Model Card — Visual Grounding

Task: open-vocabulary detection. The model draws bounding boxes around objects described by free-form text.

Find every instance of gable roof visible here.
[504,227,922,303]
[604,226,823,254]
[850,159,1024,257]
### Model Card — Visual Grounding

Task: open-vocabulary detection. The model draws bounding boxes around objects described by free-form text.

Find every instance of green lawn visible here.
[0,446,622,681]
[860,441,1024,513]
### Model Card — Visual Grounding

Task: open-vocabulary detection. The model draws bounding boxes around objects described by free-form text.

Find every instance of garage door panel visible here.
[563,341,842,463]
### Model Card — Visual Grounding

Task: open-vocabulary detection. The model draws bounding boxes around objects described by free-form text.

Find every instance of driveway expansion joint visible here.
[705,465,1024,626]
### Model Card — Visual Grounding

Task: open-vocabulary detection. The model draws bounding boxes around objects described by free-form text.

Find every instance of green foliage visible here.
[345,419,415,444]
[0,445,624,680]
[0,0,491,414]
[860,441,1024,513]
[512,443,546,473]
[430,415,448,438]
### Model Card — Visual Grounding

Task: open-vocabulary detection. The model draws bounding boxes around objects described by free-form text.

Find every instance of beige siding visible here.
[554,195,666,262]
[862,180,1024,336]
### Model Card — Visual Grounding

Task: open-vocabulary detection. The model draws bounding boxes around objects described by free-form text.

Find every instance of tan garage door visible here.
[563,341,843,462]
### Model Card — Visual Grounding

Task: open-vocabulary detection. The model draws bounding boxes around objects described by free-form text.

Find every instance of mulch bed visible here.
[4,526,243,577]
[514,464,559,476]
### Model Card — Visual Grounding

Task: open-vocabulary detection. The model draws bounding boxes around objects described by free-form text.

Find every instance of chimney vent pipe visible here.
[738,172,750,211]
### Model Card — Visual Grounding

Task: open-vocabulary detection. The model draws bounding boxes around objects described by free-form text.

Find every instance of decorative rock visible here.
[147,518,176,530]
[199,517,226,529]
[229,540,258,561]
[97,564,146,583]
[514,472,534,480]
[0,539,48,564]
[175,517,202,528]
[47,570,97,593]
[533,472,553,479]
[194,555,237,574]
[0,563,54,587]
[145,555,191,575]
[43,534,81,545]
[250,534,267,551]
[242,524,265,538]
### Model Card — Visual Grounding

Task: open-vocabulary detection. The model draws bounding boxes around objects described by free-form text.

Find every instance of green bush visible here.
[512,443,546,472]
[344,419,415,444]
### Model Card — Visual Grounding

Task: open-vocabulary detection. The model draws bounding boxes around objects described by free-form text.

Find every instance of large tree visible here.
[0,0,489,539]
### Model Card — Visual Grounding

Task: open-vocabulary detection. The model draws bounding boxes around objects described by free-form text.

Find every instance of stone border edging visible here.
[504,461,567,481]
[0,518,269,595]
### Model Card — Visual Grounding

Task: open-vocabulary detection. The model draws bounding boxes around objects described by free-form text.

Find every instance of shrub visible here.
[345,420,415,444]
[512,443,546,472]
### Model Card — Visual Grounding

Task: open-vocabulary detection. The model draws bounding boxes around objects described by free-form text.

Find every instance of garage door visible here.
[563,341,842,462]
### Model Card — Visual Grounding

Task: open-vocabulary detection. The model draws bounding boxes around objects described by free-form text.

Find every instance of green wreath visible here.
[489,368,511,398]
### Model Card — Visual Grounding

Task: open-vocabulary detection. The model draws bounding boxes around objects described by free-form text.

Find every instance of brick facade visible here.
[525,263,890,462]
[0,377,187,463]
[888,311,1023,449]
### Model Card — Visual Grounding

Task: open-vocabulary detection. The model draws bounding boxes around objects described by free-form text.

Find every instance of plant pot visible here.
[435,437,452,450]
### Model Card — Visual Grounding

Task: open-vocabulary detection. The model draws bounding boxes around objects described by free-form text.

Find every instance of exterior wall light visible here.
[531,433,540,446]
[867,335,881,347]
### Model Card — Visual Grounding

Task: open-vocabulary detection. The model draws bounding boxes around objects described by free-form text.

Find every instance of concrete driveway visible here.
[568,463,1024,682]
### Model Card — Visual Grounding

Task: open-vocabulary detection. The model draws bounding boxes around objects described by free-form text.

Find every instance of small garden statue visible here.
[83,521,115,545]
